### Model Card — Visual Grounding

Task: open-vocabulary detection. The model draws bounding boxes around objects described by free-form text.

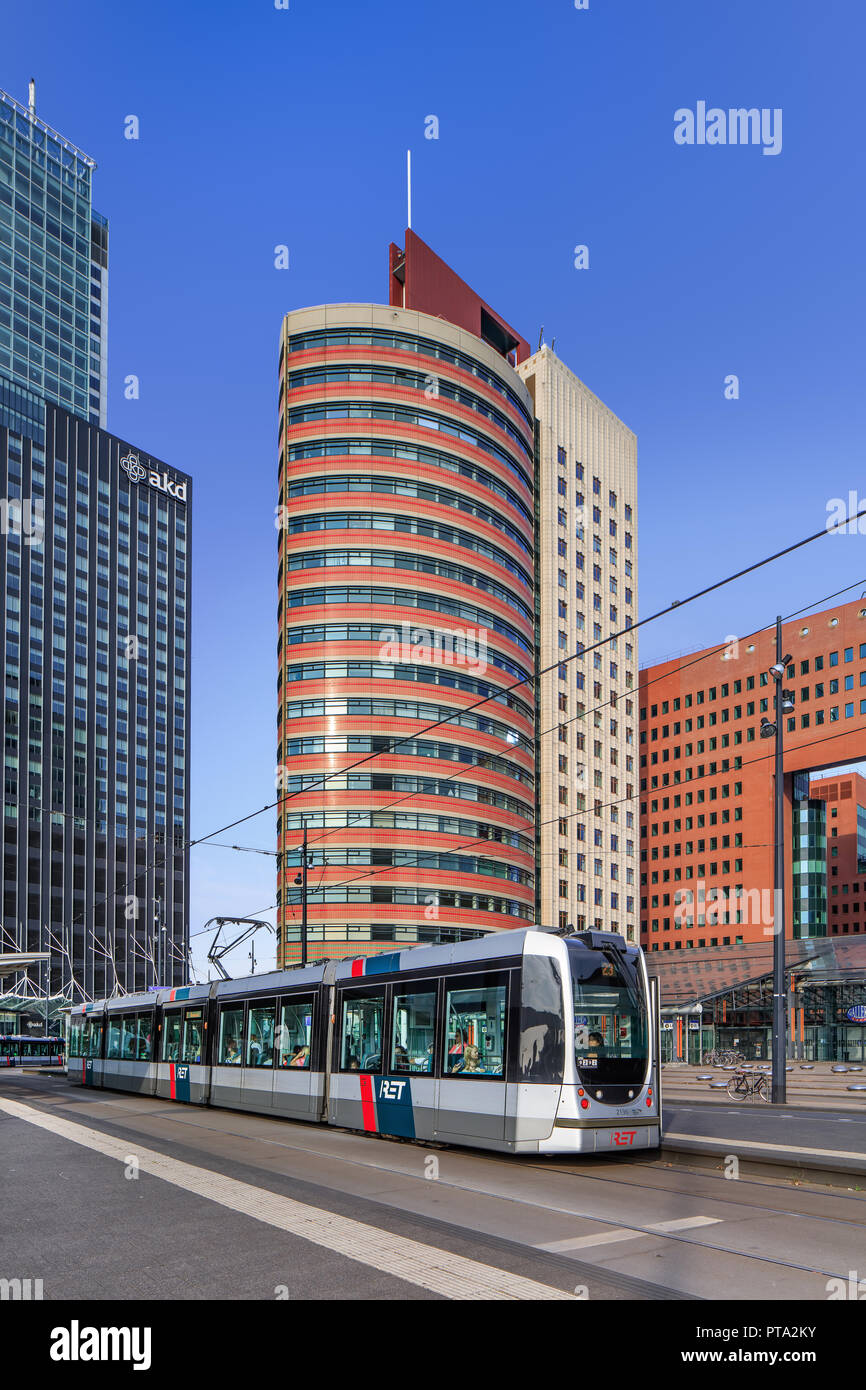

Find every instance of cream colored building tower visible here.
[516,349,639,941]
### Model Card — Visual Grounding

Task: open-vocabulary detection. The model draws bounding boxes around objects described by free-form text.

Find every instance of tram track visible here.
[23,1073,866,1233]
[12,1074,864,1291]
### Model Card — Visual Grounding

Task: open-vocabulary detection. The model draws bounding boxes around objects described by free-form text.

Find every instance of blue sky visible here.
[4,0,864,976]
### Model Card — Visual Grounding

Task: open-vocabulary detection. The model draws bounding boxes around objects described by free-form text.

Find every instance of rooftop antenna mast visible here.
[407,149,412,230]
[28,79,35,118]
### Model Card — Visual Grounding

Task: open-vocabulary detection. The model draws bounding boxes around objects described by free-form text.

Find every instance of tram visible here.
[65,929,661,1155]
[0,1035,64,1067]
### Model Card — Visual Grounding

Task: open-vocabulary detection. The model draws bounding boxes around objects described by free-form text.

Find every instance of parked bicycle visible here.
[726,1068,769,1102]
[706,1049,746,1067]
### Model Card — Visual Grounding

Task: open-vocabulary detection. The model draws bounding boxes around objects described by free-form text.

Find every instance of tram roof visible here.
[648,936,866,1008]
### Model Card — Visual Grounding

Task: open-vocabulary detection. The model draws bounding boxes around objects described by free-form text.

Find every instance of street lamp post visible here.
[293,821,310,967]
[762,618,795,1104]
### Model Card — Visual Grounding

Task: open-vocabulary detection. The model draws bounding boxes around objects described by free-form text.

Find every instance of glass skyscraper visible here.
[0,83,190,1001]
[0,83,107,430]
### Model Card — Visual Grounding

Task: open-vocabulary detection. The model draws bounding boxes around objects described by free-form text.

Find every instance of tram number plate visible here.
[610,1129,637,1147]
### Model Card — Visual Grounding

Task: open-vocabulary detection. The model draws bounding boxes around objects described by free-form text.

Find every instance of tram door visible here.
[436,975,508,1143]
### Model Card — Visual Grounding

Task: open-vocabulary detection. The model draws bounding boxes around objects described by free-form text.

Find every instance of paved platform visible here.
[660,1097,866,1181]
[4,1071,866,1302]
[661,1063,866,1111]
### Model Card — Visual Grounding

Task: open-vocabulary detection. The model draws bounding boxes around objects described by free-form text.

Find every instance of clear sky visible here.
[3,0,864,977]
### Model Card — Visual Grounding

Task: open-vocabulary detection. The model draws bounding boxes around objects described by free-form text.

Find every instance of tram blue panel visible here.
[154,1063,208,1104]
[374,1075,415,1138]
[363,953,401,976]
[82,1059,103,1088]
[328,1073,437,1140]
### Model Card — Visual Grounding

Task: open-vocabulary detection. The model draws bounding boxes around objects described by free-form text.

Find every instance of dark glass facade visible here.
[0,86,107,430]
[792,794,827,939]
[1,404,190,998]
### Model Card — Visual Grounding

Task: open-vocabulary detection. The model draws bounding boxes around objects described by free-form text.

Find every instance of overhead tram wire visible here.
[280,565,866,865]
[265,713,866,916]
[536,575,866,743]
[18,577,862,852]
[294,573,866,865]
[32,573,857,900]
[52,508,866,940]
[267,572,866,890]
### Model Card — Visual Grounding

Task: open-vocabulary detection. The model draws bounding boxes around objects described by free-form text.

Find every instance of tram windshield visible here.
[568,944,648,1085]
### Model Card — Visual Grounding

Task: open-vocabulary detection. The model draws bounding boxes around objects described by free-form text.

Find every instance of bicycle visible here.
[726,1068,769,1102]
[706,1049,745,1067]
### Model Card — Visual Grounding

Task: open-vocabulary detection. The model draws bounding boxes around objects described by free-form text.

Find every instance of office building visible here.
[276,232,638,960]
[0,83,107,431]
[516,349,638,940]
[639,597,866,951]
[0,82,189,1001]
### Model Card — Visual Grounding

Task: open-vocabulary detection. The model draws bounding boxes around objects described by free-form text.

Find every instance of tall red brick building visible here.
[640,597,866,952]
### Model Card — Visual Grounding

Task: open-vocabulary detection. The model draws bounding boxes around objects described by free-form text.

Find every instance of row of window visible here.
[280,513,532,589]
[643,646,866,718]
[281,696,528,747]
[282,472,531,541]
[279,659,533,725]
[72,983,511,1080]
[285,328,535,430]
[286,402,531,477]
[283,586,529,652]
[275,769,533,821]
[285,370,533,468]
[282,548,533,623]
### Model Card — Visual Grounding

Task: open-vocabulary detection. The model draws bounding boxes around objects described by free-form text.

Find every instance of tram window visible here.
[136,1015,153,1061]
[219,1007,244,1064]
[341,995,383,1071]
[519,957,566,1083]
[85,1019,103,1058]
[182,1009,204,1064]
[391,992,436,1073]
[444,983,507,1077]
[277,999,312,1068]
[107,1016,123,1059]
[247,1004,275,1067]
[69,1017,84,1058]
[163,1011,182,1062]
[570,947,648,1085]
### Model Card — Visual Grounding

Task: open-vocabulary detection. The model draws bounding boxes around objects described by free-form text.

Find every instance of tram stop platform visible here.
[659,1064,866,1185]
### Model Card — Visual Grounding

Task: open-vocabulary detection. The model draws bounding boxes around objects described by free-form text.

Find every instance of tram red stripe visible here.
[351,960,364,978]
[359,1073,376,1131]
[169,1062,176,1099]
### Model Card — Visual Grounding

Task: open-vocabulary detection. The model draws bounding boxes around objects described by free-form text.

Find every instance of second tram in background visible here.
[66,928,661,1156]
